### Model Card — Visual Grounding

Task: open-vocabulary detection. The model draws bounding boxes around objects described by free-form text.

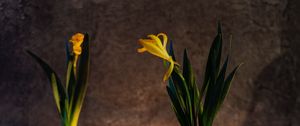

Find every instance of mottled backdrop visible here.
[0,0,299,126]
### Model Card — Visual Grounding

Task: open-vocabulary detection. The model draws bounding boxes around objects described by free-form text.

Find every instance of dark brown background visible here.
[1,0,299,126]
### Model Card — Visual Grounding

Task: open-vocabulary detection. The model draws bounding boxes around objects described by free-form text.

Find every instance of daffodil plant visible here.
[138,23,241,126]
[27,33,90,126]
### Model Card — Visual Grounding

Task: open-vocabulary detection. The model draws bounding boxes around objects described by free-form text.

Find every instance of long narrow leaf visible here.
[168,41,176,61]
[66,60,76,121]
[65,41,72,63]
[183,49,200,125]
[218,64,241,109]
[206,56,229,125]
[201,22,223,126]
[183,49,194,88]
[27,51,67,116]
[167,79,188,126]
[200,22,223,99]
[172,67,193,125]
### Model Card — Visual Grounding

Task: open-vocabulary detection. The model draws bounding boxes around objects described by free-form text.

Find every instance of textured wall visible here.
[0,0,299,126]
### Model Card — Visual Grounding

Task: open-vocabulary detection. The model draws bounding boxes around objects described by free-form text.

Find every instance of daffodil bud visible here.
[69,33,84,68]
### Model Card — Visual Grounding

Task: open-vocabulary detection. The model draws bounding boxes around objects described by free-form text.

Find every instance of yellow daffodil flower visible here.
[138,33,179,81]
[69,33,84,68]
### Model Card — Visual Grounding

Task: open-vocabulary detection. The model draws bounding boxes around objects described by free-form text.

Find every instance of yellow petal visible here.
[139,39,154,43]
[137,47,147,53]
[139,39,169,61]
[163,60,174,81]
[137,33,179,82]
[70,33,84,46]
[148,34,164,49]
[73,46,82,55]
[157,33,167,48]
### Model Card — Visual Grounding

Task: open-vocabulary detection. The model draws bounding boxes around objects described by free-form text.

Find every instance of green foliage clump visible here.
[166,23,241,126]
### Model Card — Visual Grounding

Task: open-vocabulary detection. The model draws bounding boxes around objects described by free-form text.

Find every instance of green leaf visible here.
[171,67,194,125]
[183,49,194,88]
[200,23,224,126]
[167,79,188,126]
[200,22,222,99]
[205,56,229,126]
[182,49,200,125]
[27,50,67,117]
[218,64,241,109]
[202,79,217,126]
[66,61,75,91]
[65,41,71,63]
[168,40,176,61]
[206,64,240,126]
[66,60,76,120]
[213,56,229,111]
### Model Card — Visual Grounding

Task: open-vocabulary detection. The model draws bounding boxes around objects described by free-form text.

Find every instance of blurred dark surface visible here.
[0,0,299,126]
